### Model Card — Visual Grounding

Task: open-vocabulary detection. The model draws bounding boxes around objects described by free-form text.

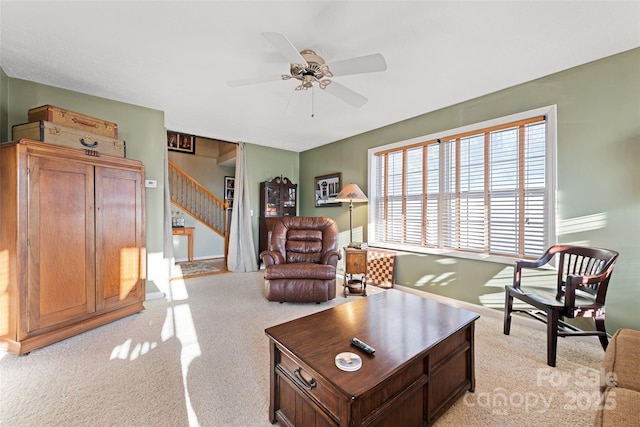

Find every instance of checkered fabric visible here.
[366,249,397,289]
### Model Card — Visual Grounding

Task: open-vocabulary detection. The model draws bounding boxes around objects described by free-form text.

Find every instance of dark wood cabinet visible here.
[259,176,297,258]
[260,176,297,218]
[0,139,145,355]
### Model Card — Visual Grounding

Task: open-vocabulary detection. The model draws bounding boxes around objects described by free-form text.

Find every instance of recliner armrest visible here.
[260,250,285,267]
[322,250,342,267]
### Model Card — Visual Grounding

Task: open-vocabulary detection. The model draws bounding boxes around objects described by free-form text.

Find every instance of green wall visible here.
[300,48,640,334]
[245,143,299,259]
[2,78,166,294]
[0,68,8,140]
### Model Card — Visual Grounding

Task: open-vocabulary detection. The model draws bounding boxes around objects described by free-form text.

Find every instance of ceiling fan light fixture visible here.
[319,79,331,89]
[292,75,313,90]
[288,50,333,87]
[320,65,333,78]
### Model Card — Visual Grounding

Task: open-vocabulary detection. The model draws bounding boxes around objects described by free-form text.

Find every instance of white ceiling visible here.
[1,1,639,153]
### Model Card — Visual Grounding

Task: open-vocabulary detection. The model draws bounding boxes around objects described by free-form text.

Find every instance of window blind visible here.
[372,116,547,259]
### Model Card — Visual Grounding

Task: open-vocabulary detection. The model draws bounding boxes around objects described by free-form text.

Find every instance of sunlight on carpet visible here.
[0,272,609,427]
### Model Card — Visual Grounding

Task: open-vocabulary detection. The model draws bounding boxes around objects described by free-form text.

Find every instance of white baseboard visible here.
[175,255,224,263]
[145,292,166,301]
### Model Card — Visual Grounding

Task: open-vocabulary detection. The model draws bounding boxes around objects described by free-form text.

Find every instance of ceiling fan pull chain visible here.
[311,86,315,118]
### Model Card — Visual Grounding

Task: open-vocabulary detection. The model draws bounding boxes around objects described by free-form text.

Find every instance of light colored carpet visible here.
[0,272,606,427]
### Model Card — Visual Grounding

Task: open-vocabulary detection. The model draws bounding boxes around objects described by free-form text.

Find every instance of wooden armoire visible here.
[0,139,146,355]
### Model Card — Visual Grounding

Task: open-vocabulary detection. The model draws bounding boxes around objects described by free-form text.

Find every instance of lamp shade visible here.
[335,183,368,203]
[334,183,368,245]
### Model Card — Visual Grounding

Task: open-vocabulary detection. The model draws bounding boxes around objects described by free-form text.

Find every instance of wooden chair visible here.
[503,245,619,367]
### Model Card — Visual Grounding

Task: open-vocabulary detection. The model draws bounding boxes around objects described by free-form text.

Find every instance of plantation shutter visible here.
[372,115,547,259]
[405,146,423,245]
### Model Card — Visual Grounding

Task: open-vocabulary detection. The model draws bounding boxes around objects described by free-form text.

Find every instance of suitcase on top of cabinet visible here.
[12,120,126,158]
[28,104,118,138]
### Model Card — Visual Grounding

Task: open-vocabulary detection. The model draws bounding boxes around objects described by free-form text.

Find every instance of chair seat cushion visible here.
[265,262,336,280]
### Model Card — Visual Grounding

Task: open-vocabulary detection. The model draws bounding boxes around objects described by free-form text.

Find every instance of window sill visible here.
[367,242,526,266]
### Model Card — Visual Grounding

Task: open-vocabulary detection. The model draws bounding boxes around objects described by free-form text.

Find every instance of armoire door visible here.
[95,166,145,311]
[26,155,96,335]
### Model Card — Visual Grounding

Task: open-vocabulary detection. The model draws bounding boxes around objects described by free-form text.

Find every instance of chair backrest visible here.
[553,245,619,304]
[270,217,339,264]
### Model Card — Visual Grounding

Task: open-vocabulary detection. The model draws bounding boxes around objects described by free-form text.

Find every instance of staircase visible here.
[168,161,230,261]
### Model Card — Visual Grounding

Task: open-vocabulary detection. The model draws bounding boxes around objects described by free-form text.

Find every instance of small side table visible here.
[172,227,195,262]
[343,247,367,297]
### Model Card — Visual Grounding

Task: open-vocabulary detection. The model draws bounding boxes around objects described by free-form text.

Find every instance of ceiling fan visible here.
[228,32,387,108]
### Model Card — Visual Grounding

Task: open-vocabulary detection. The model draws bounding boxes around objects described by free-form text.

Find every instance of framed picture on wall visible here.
[225,176,235,209]
[168,131,196,154]
[315,173,342,207]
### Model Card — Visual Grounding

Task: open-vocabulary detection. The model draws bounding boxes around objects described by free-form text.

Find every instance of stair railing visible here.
[168,161,229,259]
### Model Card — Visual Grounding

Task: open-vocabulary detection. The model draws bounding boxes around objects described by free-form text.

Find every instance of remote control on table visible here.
[351,337,375,355]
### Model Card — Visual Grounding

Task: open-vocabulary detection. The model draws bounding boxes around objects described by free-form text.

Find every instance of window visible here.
[369,107,556,261]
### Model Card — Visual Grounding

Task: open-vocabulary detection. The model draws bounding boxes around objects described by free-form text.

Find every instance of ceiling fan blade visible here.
[323,81,368,108]
[261,32,307,65]
[327,53,387,77]
[227,74,283,87]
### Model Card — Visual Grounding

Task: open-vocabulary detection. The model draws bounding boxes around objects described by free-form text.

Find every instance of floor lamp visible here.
[334,183,368,247]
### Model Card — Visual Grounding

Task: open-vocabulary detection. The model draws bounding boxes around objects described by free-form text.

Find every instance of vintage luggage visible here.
[12,121,126,157]
[28,104,118,138]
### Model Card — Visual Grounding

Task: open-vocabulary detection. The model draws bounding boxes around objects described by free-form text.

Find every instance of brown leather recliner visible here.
[260,216,342,303]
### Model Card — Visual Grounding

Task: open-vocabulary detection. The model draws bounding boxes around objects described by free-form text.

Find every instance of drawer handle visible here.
[80,138,98,148]
[293,367,316,391]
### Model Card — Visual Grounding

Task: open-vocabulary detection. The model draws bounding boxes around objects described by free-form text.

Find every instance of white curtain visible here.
[227,142,258,272]
[163,129,175,265]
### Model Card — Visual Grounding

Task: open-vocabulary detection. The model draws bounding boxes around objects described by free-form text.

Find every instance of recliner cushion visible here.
[286,239,323,263]
[264,278,335,303]
[270,217,339,264]
[264,263,336,280]
[287,229,322,241]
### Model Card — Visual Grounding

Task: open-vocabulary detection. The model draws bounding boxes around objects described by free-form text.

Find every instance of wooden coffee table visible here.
[265,289,480,427]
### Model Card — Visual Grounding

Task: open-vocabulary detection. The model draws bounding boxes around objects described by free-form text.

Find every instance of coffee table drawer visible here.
[277,348,341,422]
